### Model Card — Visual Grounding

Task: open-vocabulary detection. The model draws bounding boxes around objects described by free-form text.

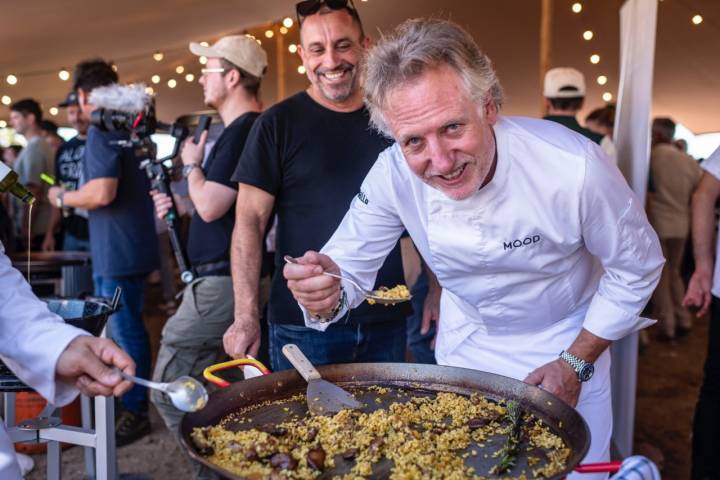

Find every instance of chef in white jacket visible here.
[283,19,664,476]
[0,242,134,479]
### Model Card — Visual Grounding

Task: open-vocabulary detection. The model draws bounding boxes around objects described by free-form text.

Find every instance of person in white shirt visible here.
[283,19,664,476]
[0,241,134,479]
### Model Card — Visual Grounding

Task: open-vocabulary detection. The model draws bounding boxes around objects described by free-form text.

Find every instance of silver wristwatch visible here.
[559,350,594,382]
[182,163,200,178]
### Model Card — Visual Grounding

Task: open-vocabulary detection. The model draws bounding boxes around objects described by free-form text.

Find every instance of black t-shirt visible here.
[55,136,89,239]
[187,112,260,266]
[232,92,410,325]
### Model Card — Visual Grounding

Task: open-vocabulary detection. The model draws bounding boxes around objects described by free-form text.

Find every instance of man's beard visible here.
[314,63,357,103]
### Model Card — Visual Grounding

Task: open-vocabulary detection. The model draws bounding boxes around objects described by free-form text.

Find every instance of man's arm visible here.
[187,170,236,222]
[683,172,720,316]
[180,130,237,222]
[48,178,117,210]
[223,183,274,358]
[42,205,62,251]
[526,143,664,406]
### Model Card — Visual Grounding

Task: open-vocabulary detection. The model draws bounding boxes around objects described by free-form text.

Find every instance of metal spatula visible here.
[282,344,363,415]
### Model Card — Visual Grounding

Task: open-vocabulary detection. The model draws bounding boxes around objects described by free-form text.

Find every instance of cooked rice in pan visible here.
[192,389,570,479]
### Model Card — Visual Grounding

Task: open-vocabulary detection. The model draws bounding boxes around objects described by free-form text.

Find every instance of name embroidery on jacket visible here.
[503,235,541,251]
[357,190,369,205]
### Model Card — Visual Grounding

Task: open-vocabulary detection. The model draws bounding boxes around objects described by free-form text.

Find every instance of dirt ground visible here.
[24,279,708,479]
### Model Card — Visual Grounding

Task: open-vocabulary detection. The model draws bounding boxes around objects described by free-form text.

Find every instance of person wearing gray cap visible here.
[148,35,266,479]
[42,91,91,252]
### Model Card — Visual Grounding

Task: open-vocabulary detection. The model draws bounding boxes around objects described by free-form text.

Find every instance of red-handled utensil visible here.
[203,358,271,388]
[574,460,623,474]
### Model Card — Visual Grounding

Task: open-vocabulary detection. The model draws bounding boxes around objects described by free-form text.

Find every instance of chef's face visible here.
[385,64,498,201]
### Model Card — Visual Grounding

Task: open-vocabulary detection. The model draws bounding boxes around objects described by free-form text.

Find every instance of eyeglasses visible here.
[200,67,226,75]
[295,0,359,25]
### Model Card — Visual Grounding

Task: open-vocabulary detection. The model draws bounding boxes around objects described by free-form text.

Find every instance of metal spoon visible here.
[116,370,208,412]
[283,255,411,305]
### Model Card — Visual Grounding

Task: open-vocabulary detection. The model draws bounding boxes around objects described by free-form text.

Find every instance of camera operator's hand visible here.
[150,189,173,220]
[181,130,208,167]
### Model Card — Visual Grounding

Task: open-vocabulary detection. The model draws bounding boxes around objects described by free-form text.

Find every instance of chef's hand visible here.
[524,359,581,407]
[55,336,134,397]
[284,251,341,318]
[420,275,441,349]
[224,314,261,359]
[683,267,712,318]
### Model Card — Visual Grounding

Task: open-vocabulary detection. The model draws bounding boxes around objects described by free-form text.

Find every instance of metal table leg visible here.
[3,392,16,427]
[94,395,116,480]
[47,440,61,480]
[81,395,96,478]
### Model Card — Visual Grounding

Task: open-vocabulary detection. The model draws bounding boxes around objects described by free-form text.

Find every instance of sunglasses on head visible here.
[295,0,358,25]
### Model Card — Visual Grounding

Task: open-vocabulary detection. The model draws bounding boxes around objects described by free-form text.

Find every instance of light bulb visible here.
[590,54,600,64]
[283,17,294,28]
[176,66,185,74]
[6,75,17,85]
[153,51,164,62]
[602,92,613,102]
[572,2,582,13]
[49,107,59,116]
[597,75,607,85]
[288,44,298,54]
[692,14,703,25]
[199,56,207,65]
[151,75,161,84]
[167,79,177,89]
[265,30,274,38]
[58,69,70,81]
[583,30,593,41]
[298,65,306,74]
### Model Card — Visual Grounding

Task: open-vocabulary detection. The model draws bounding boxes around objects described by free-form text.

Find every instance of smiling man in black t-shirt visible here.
[225,1,414,371]
[148,35,267,478]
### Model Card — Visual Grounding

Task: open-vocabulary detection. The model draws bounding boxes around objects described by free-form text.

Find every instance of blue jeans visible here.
[405,270,437,364]
[63,233,90,252]
[94,274,150,413]
[269,319,406,372]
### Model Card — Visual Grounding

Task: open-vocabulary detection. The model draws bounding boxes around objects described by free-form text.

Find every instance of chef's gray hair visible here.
[363,18,504,137]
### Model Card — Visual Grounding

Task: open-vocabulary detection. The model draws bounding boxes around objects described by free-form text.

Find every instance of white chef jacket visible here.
[301,116,664,476]
[0,242,85,479]
[697,146,720,297]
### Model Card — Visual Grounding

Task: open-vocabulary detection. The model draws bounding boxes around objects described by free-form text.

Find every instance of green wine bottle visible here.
[0,162,35,204]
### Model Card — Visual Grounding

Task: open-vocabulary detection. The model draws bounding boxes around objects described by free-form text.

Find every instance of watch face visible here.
[579,363,594,382]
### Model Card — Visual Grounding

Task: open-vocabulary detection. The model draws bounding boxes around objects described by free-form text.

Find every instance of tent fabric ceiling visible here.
[0,0,718,132]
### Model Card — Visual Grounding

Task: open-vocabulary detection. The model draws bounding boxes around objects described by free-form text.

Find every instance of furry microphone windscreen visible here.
[89,83,151,113]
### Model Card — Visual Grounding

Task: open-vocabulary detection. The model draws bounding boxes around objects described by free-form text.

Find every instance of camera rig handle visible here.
[139,122,195,284]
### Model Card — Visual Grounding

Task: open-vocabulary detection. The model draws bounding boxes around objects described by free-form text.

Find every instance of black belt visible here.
[193,259,231,277]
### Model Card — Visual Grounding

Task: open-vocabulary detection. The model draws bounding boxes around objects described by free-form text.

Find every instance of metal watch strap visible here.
[559,350,590,380]
[183,163,200,178]
[56,191,65,209]
[315,286,347,323]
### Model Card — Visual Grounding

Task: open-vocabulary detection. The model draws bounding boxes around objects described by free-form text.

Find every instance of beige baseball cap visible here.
[189,35,268,78]
[543,67,586,98]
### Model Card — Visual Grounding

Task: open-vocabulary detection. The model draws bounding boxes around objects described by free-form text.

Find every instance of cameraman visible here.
[149,36,266,478]
[47,59,159,447]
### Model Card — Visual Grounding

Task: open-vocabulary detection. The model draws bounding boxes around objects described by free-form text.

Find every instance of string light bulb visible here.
[167,79,177,89]
[199,56,208,65]
[151,75,161,84]
[602,92,613,102]
[0,120,6,128]
[590,54,600,64]
[597,75,608,85]
[145,87,155,95]
[49,107,59,116]
[58,69,70,81]
[256,39,262,45]
[6,75,17,85]
[572,2,582,13]
[280,26,289,35]
[1,96,11,106]
[583,30,594,41]
[265,30,274,38]
[282,17,294,28]
[692,14,703,25]
[153,51,164,61]
[185,73,195,82]
[288,44,298,53]
[176,66,185,74]
[298,65,306,74]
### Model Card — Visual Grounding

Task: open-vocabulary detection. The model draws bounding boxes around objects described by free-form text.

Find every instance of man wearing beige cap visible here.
[543,67,604,144]
[149,35,266,479]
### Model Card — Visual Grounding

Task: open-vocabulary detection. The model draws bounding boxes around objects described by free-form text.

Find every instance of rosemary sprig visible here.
[490,400,523,475]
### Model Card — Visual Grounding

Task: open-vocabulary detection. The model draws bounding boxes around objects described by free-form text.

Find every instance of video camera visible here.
[89,84,195,284]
